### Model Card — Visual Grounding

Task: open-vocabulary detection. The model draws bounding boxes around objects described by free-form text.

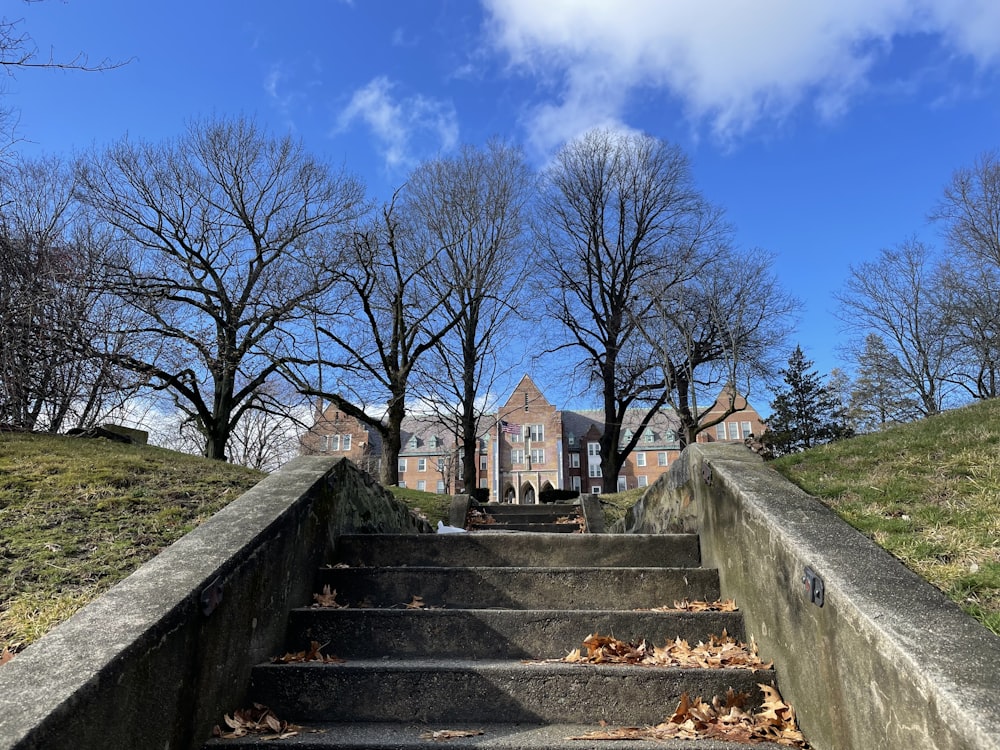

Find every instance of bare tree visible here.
[633,246,797,447]
[75,116,366,460]
[930,151,1000,400]
[404,140,533,490]
[931,150,1000,268]
[0,155,138,431]
[535,128,728,491]
[836,239,956,417]
[291,196,463,486]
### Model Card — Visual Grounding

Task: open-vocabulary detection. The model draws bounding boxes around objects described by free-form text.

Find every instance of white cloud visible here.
[482,0,1000,151]
[337,77,459,171]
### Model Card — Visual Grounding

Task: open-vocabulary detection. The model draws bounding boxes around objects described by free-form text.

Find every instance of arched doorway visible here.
[503,484,516,503]
[520,482,536,504]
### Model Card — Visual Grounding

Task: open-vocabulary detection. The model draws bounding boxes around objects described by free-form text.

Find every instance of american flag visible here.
[500,420,521,435]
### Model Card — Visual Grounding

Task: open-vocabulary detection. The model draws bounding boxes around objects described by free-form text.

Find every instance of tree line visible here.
[0,116,802,487]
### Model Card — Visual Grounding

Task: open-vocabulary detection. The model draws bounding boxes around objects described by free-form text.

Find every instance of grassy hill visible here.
[5,401,998,655]
[770,397,1000,635]
[0,433,265,653]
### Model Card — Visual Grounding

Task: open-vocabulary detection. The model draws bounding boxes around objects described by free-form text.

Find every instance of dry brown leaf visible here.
[211,703,300,740]
[312,585,344,608]
[406,595,426,609]
[419,728,485,741]
[0,647,15,666]
[644,599,738,612]
[271,640,344,664]
[567,686,809,747]
[550,630,770,671]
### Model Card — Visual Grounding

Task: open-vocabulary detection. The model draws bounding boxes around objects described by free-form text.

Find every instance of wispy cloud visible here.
[482,0,1000,153]
[336,76,459,171]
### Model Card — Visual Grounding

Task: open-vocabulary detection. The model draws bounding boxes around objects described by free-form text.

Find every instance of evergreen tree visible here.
[849,333,923,432]
[762,346,853,456]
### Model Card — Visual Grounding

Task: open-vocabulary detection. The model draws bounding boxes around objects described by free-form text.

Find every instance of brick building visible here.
[300,375,766,502]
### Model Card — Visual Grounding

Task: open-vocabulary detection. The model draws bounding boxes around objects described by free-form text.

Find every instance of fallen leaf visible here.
[312,585,344,608]
[212,703,301,740]
[0,647,14,666]
[406,595,426,609]
[419,729,485,741]
[272,640,344,664]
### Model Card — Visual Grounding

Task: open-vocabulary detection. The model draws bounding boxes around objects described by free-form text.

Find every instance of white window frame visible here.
[342,434,351,451]
[329,434,340,451]
[437,458,445,472]
[480,455,488,471]
[479,477,488,488]
[511,449,524,464]
[716,424,727,441]
[587,441,601,456]
[398,458,407,473]
[637,475,648,487]
[657,452,667,466]
[416,480,426,492]
[417,458,427,472]
[742,421,753,438]
[398,480,406,488]
[436,480,445,494]
[530,448,545,464]
[636,452,646,467]
[569,452,580,468]
[571,476,582,491]
[617,476,627,492]
[729,422,741,440]
[588,464,602,478]
[591,485,602,495]
[529,424,544,441]
[644,430,655,443]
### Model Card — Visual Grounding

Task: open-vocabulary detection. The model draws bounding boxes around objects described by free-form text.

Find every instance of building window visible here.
[418,458,427,472]
[588,464,602,478]
[429,436,439,448]
[588,441,600,456]
[528,424,544,442]
[644,430,655,443]
[416,480,426,492]
[479,478,488,488]
[437,458,445,472]
[591,485,602,495]
[636,452,646,467]
[569,452,580,468]
[729,422,740,440]
[436,480,445,494]
[329,434,340,451]
[637,475,648,487]
[398,458,407,473]
[398,480,406,488]
[742,421,753,438]
[657,452,668,466]
[342,434,351,451]
[567,434,576,446]
[510,429,522,443]
[617,476,627,492]
[511,449,524,464]
[480,455,488,471]
[571,476,582,491]
[530,448,545,464]
[409,435,419,448]
[716,424,727,441]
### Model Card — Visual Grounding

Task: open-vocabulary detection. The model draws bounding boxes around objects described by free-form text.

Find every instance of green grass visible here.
[0,433,264,652]
[771,398,1000,635]
[388,485,453,526]
[599,487,646,530]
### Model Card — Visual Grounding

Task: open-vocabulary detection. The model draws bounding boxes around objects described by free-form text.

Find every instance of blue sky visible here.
[6,0,1000,411]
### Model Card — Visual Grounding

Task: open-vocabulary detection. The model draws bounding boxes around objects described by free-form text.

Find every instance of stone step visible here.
[248,658,776,725]
[467,522,582,532]
[204,721,789,749]
[315,566,720,610]
[286,607,746,659]
[333,533,701,568]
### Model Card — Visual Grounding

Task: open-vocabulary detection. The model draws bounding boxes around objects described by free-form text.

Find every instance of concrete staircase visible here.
[204,532,780,749]
[465,502,586,533]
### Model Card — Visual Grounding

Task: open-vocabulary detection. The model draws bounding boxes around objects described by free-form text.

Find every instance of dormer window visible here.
[429,435,440,449]
[408,436,419,449]
[644,429,655,443]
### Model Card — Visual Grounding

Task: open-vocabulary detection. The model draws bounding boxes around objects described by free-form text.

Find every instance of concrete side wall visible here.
[619,443,1000,750]
[0,457,430,750]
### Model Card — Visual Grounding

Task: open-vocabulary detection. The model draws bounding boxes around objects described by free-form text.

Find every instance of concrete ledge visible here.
[0,457,429,750]
[620,443,1000,750]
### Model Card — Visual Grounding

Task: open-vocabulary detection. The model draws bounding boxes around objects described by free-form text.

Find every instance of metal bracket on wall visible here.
[803,567,825,607]
[701,463,713,486]
[201,577,224,616]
